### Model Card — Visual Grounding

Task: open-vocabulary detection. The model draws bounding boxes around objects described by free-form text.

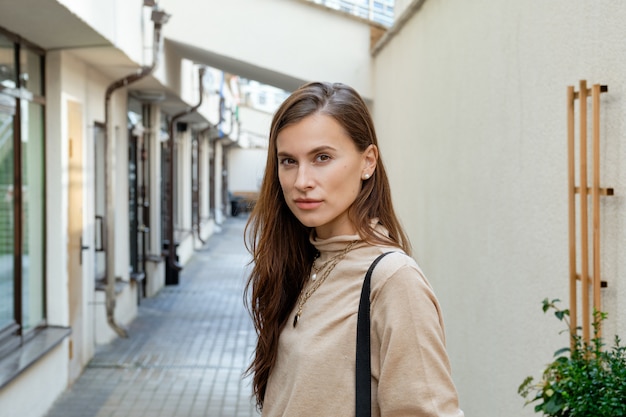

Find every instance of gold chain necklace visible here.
[293,240,359,328]
[310,253,337,280]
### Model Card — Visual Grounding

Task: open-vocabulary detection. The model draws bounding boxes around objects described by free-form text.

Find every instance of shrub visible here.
[518,298,626,417]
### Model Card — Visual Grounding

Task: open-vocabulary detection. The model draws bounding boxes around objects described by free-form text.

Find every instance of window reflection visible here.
[0,29,45,342]
[21,101,44,330]
[19,48,42,96]
[0,106,15,332]
[0,34,16,89]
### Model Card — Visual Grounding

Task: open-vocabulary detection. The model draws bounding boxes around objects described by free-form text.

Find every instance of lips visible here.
[294,199,322,210]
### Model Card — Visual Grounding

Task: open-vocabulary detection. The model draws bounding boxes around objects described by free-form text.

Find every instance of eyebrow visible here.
[277,145,337,158]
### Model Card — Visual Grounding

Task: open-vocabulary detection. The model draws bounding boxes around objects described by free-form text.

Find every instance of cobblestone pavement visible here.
[45,216,260,417]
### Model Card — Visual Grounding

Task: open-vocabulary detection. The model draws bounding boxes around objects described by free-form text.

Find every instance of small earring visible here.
[363,173,370,180]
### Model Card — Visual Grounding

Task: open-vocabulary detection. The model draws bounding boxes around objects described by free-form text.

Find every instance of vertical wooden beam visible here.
[567,86,577,343]
[578,80,590,343]
[591,84,602,334]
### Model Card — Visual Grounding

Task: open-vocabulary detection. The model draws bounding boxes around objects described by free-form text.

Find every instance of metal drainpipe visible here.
[103,6,169,338]
[165,66,206,281]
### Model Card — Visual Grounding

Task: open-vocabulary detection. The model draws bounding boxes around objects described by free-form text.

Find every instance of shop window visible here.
[20,100,45,331]
[19,47,43,96]
[0,35,16,89]
[0,97,15,336]
[0,28,49,361]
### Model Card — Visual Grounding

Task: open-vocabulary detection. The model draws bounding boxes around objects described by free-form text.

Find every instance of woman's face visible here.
[276,113,376,239]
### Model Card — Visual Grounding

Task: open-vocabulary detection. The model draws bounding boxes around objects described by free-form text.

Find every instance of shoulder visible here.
[368,251,436,304]
[368,251,424,284]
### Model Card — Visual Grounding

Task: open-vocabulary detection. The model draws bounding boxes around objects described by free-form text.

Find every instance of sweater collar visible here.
[310,231,361,255]
[309,218,386,255]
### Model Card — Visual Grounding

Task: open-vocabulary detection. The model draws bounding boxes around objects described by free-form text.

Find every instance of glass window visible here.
[0,30,45,351]
[306,0,394,26]
[21,100,44,330]
[94,124,106,281]
[19,47,43,96]
[0,34,16,89]
[0,103,15,333]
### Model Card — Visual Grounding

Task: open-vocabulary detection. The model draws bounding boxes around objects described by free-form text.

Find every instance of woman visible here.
[245,82,463,416]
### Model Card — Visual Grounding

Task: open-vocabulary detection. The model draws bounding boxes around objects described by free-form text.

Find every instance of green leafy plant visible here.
[518,298,626,417]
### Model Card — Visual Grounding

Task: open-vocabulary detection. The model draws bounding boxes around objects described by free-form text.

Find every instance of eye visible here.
[279,157,296,166]
[316,154,332,163]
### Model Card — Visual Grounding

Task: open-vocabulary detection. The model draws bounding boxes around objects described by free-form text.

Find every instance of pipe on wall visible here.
[103,5,169,338]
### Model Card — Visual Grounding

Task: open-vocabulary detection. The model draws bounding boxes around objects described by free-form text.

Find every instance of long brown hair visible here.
[244,81,411,409]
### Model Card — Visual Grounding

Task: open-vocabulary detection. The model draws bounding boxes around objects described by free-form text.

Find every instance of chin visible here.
[292,213,324,229]
[296,218,321,229]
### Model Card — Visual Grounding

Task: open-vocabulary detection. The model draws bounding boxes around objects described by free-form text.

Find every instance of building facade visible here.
[0,2,255,415]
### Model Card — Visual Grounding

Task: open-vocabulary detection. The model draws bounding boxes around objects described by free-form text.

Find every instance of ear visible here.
[361,144,378,179]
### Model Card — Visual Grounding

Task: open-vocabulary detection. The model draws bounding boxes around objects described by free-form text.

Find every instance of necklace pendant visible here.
[293,313,300,328]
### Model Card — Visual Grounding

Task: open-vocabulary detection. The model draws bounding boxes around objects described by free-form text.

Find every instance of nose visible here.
[294,164,314,191]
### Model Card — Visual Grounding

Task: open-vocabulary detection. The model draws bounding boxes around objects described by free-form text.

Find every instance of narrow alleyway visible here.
[45,216,260,417]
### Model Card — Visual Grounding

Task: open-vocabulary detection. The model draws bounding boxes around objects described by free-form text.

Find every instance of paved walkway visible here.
[45,216,260,417]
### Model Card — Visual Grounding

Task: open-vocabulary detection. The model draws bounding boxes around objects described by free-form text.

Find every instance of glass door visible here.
[0,94,15,335]
[128,102,148,289]
[93,123,106,282]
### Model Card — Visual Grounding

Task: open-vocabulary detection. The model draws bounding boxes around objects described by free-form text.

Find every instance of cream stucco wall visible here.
[213,140,226,224]
[372,1,626,416]
[174,129,195,266]
[159,0,374,98]
[46,50,138,347]
[0,343,68,417]
[228,148,267,193]
[57,0,146,65]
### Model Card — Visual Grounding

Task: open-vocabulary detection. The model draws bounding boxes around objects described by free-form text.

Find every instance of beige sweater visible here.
[262,230,464,417]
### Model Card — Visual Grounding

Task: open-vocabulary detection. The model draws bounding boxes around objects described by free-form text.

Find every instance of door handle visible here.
[94,215,105,251]
[80,236,90,265]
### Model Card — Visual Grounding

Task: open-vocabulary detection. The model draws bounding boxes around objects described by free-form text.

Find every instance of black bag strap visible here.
[356,252,394,417]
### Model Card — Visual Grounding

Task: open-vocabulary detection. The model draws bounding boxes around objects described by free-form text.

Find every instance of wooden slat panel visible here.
[578,80,590,342]
[567,85,577,342]
[591,84,602,333]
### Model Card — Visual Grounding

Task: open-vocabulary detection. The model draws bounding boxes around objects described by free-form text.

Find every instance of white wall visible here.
[57,0,146,65]
[200,138,211,223]
[197,137,215,245]
[372,1,626,416]
[0,49,73,417]
[230,105,271,191]
[145,104,165,297]
[239,106,271,138]
[45,51,69,329]
[238,106,273,148]
[0,344,68,417]
[213,140,225,223]
[159,0,374,99]
[47,50,138,344]
[393,0,415,16]
[175,129,195,265]
[228,148,267,193]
